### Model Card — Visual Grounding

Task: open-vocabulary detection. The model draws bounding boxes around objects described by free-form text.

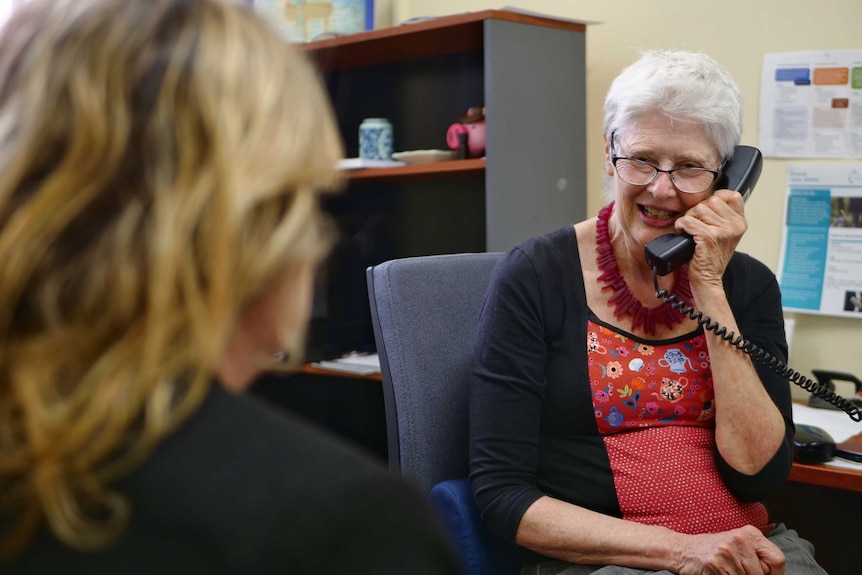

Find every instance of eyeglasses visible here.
[610,132,722,194]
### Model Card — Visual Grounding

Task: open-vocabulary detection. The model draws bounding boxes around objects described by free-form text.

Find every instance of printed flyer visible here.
[778,163,862,318]
[760,50,862,159]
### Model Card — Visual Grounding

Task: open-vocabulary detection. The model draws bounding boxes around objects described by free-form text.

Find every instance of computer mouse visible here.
[793,424,836,463]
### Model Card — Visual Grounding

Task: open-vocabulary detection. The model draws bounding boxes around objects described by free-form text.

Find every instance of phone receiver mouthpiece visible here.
[644,233,695,276]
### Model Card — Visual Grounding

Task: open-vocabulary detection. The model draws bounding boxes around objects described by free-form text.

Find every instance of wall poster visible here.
[760,50,862,159]
[778,163,862,318]
[250,0,373,43]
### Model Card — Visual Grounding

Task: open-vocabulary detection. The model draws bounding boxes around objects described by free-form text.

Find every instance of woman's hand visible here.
[518,498,787,575]
[673,525,786,575]
[674,189,747,289]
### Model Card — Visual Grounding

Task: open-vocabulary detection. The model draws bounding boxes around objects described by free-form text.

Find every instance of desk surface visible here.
[790,401,862,491]
[788,460,862,492]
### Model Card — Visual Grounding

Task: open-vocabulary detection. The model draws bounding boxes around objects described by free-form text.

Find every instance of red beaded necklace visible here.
[595,202,691,336]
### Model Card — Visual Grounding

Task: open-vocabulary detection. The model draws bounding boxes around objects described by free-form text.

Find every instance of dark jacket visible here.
[8,385,460,574]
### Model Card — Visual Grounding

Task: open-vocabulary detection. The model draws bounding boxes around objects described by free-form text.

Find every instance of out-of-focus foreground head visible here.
[0,0,342,558]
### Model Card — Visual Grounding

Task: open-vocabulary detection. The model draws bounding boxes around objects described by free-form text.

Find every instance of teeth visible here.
[642,205,676,219]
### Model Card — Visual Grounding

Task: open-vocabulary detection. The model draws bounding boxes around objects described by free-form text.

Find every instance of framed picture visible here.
[250,0,374,43]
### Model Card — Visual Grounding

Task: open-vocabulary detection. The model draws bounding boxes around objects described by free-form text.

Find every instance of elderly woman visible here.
[470,50,826,575]
[0,0,458,573]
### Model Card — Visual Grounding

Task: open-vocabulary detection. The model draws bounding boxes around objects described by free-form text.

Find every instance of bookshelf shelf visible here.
[344,158,485,184]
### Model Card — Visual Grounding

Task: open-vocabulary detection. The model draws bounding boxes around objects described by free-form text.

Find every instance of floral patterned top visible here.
[588,321,715,434]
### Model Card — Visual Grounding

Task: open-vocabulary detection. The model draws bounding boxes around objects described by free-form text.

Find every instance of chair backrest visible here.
[366,252,503,493]
[367,252,522,575]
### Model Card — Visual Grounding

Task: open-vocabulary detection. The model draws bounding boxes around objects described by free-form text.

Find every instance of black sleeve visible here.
[469,245,559,543]
[716,253,795,501]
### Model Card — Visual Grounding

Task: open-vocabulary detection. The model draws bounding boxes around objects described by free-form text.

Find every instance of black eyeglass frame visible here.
[609,132,724,194]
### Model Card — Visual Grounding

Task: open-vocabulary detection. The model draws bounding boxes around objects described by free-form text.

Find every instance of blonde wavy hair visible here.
[0,0,343,558]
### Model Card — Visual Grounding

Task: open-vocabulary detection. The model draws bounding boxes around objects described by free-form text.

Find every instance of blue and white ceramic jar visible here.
[359,118,393,161]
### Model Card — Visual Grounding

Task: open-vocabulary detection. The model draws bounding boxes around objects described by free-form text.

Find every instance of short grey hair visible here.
[603,49,743,161]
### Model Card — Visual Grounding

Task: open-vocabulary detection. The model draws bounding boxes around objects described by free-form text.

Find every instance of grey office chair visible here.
[366,253,519,575]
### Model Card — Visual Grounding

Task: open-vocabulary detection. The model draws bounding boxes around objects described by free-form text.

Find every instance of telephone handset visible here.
[645,145,763,276]
[643,145,862,421]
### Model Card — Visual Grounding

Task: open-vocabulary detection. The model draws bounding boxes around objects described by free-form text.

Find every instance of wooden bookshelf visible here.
[300,10,586,71]
[291,10,587,374]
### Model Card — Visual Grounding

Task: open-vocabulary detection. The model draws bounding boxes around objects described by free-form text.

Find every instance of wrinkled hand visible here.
[673,525,785,575]
[674,189,747,289]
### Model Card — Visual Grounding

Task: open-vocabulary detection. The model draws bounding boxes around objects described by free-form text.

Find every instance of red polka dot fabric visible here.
[604,426,771,533]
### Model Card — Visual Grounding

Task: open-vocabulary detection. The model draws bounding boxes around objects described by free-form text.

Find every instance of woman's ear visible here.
[603,133,614,177]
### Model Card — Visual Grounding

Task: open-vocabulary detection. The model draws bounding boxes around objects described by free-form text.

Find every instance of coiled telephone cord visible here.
[653,268,862,422]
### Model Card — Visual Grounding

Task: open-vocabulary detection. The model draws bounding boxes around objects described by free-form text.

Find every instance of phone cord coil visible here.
[653,268,862,422]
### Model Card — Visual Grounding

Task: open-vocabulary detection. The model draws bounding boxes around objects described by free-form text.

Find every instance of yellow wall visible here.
[376,0,862,399]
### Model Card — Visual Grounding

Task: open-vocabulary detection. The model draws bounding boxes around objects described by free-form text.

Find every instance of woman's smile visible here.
[638,203,680,227]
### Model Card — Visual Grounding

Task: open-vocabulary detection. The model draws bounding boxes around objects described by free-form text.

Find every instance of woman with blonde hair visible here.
[0,0,458,572]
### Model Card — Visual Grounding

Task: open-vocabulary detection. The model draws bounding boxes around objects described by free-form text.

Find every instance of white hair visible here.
[603,49,743,161]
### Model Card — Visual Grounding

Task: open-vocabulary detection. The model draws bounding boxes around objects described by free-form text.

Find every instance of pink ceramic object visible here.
[446,106,486,158]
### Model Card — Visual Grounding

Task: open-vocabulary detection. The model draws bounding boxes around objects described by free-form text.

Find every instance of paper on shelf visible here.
[337,158,405,170]
[399,8,601,28]
[500,6,601,26]
[311,353,381,375]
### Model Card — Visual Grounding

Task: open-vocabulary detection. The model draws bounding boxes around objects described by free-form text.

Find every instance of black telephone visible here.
[645,145,763,276]
[808,370,862,410]
[643,145,862,422]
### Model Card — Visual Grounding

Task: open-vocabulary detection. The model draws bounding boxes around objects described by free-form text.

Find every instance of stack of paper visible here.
[311,353,381,376]
[792,402,860,444]
[336,158,405,170]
